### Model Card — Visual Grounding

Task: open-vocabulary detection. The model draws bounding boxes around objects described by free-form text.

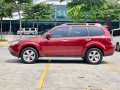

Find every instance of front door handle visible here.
[62,39,68,42]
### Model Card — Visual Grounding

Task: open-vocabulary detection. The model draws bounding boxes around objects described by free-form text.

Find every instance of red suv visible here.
[9,23,115,64]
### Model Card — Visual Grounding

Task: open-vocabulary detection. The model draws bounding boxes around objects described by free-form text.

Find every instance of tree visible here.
[23,3,35,28]
[0,0,12,39]
[62,0,107,22]
[23,2,53,31]
[95,0,120,29]
[60,0,120,24]
[5,0,32,38]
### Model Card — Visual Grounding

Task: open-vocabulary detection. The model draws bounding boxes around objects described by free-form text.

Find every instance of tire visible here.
[85,48,103,64]
[21,47,38,64]
[116,43,120,52]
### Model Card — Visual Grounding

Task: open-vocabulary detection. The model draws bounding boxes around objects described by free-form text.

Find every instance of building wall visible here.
[1,4,120,34]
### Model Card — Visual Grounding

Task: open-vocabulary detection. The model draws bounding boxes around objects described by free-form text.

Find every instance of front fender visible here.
[18,41,40,56]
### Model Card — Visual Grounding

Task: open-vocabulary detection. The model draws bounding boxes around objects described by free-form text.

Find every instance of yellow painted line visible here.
[36,60,51,89]
[107,63,120,73]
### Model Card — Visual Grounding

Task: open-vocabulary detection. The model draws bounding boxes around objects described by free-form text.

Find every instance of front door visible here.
[40,26,70,56]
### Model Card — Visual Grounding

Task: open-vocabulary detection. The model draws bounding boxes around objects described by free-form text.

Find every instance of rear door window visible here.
[71,26,88,37]
[88,27,104,36]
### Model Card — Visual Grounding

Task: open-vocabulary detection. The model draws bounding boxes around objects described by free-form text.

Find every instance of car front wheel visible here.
[21,47,38,64]
[85,48,103,64]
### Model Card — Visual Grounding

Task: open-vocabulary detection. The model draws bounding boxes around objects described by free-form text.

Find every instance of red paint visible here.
[9,24,115,58]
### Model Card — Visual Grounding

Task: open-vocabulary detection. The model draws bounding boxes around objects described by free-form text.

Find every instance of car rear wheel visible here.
[116,43,120,52]
[85,48,103,64]
[21,47,38,64]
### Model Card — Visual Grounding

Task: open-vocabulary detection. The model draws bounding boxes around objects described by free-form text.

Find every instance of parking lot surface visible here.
[0,47,120,90]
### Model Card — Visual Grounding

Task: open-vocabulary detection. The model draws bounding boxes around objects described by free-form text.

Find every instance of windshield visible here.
[39,29,49,36]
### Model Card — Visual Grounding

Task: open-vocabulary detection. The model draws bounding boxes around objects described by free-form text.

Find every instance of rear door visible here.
[67,26,89,56]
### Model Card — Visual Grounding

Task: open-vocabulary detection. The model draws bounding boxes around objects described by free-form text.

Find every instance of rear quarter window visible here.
[88,27,104,36]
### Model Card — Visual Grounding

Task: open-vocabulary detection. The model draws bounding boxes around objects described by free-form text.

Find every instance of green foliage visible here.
[65,0,108,22]
[60,0,120,22]
[23,2,53,21]
[0,39,7,42]
[0,0,13,39]
[4,0,32,4]
[5,0,32,11]
[32,2,53,21]
[22,3,34,21]
[98,0,120,20]
[5,0,32,38]
[0,0,13,18]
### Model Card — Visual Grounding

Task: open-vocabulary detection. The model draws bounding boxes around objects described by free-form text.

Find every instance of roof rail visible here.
[62,23,101,26]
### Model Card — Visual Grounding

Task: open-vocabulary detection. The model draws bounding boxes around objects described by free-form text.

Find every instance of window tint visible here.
[71,26,88,37]
[51,27,69,38]
[88,27,104,36]
[113,30,120,36]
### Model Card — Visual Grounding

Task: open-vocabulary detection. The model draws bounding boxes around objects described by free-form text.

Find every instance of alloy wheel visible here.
[23,50,35,62]
[88,50,101,63]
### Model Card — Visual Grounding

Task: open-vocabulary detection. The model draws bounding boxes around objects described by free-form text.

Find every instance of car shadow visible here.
[5,58,109,65]
[5,59,22,64]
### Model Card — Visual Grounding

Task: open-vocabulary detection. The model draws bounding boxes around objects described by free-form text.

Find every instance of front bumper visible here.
[8,46,19,57]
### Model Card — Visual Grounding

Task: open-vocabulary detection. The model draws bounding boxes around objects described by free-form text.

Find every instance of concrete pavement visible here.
[0,47,120,90]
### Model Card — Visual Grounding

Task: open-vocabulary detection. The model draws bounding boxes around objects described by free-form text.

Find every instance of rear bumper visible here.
[104,45,115,56]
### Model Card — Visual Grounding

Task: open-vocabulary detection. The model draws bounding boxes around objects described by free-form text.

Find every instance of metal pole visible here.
[15,1,22,39]
[9,19,12,35]
[119,19,120,28]
[55,6,57,26]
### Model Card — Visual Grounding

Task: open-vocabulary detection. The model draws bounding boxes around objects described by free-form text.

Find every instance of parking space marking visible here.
[107,63,120,73]
[36,60,51,89]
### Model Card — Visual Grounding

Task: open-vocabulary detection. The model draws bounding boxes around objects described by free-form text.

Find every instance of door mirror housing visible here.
[45,33,51,40]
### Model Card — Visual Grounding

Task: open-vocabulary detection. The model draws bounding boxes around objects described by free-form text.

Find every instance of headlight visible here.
[10,40,19,46]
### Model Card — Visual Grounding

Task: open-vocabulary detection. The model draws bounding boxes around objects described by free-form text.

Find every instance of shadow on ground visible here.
[5,59,109,65]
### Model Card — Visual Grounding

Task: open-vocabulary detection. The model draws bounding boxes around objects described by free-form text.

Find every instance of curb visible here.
[0,42,9,47]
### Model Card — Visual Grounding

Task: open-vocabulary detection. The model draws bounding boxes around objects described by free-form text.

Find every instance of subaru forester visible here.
[9,23,115,64]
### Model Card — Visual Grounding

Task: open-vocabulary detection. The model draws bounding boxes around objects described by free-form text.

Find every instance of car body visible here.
[17,28,38,35]
[9,23,115,64]
[110,28,120,51]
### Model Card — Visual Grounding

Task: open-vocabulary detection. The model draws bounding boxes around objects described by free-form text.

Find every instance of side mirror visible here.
[45,33,51,40]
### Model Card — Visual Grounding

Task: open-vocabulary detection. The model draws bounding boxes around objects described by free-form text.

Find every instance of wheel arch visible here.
[19,45,40,57]
[85,46,104,56]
